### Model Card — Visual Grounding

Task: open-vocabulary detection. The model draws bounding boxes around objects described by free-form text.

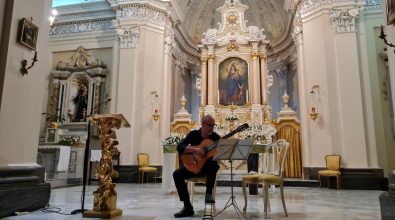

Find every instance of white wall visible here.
[0,0,52,166]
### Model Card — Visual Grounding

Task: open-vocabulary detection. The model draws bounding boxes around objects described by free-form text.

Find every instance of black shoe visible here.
[205,193,215,204]
[174,207,194,218]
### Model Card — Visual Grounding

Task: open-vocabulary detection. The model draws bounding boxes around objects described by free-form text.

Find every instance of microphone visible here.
[92,98,111,115]
[98,98,111,106]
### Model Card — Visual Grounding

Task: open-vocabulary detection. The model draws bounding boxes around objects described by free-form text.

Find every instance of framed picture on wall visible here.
[218,57,249,106]
[17,18,39,50]
[387,0,395,25]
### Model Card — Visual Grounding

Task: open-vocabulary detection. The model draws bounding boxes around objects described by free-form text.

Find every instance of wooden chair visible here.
[187,175,218,211]
[318,154,341,189]
[137,153,157,183]
[242,139,289,219]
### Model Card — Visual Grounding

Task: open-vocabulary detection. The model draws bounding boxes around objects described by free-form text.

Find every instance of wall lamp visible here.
[379,25,395,52]
[20,50,38,75]
[151,91,160,122]
[309,85,320,121]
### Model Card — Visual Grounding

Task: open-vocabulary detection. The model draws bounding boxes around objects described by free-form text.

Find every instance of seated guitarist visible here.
[173,115,220,218]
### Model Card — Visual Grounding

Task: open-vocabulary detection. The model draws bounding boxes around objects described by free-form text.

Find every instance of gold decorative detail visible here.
[83,114,130,219]
[227,41,239,51]
[227,14,238,24]
[207,54,215,61]
[201,57,208,63]
[251,51,259,59]
[260,53,267,60]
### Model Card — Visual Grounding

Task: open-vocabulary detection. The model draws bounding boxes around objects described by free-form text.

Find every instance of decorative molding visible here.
[200,0,270,47]
[50,19,115,38]
[117,26,140,48]
[55,46,107,72]
[291,25,303,47]
[164,35,175,54]
[115,6,168,27]
[330,7,359,33]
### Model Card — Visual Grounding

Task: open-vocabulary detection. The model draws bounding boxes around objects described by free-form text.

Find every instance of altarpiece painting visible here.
[218,57,249,106]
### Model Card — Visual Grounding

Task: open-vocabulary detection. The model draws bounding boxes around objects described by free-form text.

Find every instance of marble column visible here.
[251,43,260,104]
[200,56,208,107]
[259,50,268,105]
[207,53,215,105]
[292,22,310,167]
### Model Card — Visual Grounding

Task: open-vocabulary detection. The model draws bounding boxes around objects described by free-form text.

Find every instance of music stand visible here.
[213,139,253,218]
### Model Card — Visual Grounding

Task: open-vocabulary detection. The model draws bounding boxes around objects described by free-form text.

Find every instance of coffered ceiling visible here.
[173,0,292,46]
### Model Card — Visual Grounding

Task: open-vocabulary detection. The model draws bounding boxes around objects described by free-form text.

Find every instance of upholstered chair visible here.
[137,153,157,183]
[318,154,341,189]
[242,139,289,219]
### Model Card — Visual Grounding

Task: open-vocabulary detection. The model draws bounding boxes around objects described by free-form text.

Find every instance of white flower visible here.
[161,132,185,145]
[225,112,239,121]
[241,121,266,141]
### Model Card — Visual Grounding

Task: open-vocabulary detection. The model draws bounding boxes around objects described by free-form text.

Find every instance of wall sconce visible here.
[20,50,38,75]
[49,9,58,27]
[379,25,395,53]
[309,85,320,121]
[151,91,160,122]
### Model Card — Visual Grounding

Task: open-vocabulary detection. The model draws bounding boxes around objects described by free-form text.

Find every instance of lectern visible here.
[83,114,130,219]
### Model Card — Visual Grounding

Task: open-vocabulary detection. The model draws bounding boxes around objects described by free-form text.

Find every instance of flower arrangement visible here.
[58,136,77,146]
[241,121,274,142]
[225,112,239,121]
[161,132,185,145]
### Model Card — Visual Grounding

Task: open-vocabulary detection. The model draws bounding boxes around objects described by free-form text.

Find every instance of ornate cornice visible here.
[114,4,168,27]
[50,18,115,38]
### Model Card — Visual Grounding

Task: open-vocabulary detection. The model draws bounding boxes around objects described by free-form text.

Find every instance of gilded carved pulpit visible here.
[83,114,130,219]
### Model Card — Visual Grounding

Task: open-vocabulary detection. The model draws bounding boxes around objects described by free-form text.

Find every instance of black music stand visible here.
[213,139,253,218]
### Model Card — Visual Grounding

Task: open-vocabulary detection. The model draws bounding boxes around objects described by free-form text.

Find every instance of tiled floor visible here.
[5,183,382,219]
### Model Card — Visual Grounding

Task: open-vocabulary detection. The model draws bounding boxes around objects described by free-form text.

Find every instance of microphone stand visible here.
[71,98,111,215]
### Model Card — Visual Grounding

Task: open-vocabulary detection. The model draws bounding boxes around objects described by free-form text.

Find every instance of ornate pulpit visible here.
[83,114,130,219]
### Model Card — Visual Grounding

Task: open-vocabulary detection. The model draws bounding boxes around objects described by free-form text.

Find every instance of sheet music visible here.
[213,139,238,160]
[231,139,253,160]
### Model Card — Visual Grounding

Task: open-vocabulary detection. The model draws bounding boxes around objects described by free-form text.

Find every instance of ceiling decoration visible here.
[174,0,290,46]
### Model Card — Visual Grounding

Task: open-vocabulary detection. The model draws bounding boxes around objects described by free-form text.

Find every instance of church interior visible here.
[1,0,395,219]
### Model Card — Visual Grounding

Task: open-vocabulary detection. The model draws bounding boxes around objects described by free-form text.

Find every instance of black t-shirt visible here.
[177,129,221,156]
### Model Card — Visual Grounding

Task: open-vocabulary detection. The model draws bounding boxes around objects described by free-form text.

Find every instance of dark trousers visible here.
[173,159,219,202]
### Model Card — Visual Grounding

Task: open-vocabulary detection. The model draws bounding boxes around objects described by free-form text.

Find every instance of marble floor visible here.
[5,183,382,220]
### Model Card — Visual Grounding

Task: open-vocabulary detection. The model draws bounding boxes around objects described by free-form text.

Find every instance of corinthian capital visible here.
[117,26,140,49]
[330,8,359,33]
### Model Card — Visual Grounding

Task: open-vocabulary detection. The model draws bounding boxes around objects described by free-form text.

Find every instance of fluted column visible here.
[161,34,174,142]
[251,49,260,104]
[200,56,208,106]
[292,22,310,167]
[207,53,215,105]
[259,50,268,105]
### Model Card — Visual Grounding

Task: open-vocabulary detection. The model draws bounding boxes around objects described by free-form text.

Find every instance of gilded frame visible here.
[387,0,395,25]
[218,57,249,106]
[17,18,39,50]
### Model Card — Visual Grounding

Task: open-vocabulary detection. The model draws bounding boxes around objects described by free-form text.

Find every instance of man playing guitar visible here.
[173,115,220,218]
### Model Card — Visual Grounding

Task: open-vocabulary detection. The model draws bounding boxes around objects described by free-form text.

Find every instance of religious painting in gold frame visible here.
[17,18,39,50]
[218,57,249,106]
[387,0,395,25]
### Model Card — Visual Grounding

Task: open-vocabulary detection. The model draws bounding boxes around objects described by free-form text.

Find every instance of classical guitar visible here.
[181,123,249,174]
